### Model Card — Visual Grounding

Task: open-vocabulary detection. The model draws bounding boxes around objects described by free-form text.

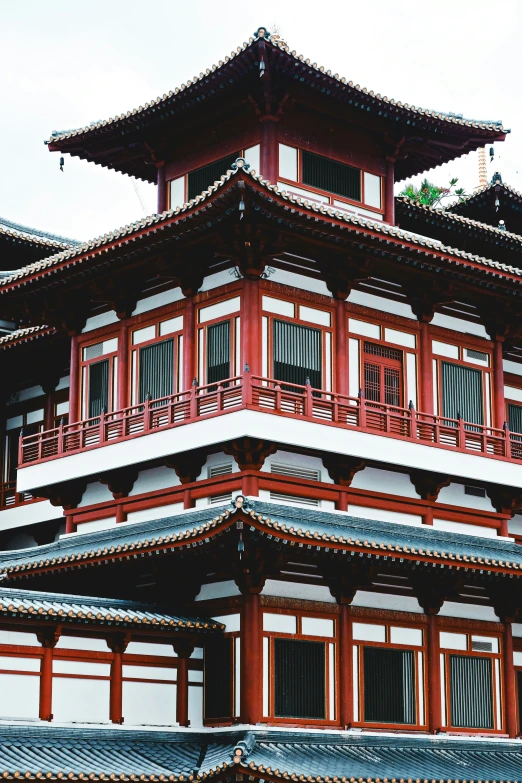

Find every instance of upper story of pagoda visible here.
[45,27,507,226]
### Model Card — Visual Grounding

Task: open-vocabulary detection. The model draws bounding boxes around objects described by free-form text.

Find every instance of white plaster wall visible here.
[258,490,334,510]
[123,681,177,726]
[82,311,119,333]
[348,290,415,319]
[188,685,203,727]
[0,674,39,719]
[267,268,331,297]
[433,519,498,539]
[126,641,176,656]
[52,677,110,723]
[508,515,522,536]
[504,359,522,377]
[439,601,498,622]
[75,517,117,534]
[353,591,422,613]
[437,483,495,512]
[125,502,184,525]
[348,505,423,526]
[431,312,489,339]
[133,287,183,316]
[0,631,39,646]
[0,500,63,532]
[56,637,109,651]
[78,482,113,507]
[195,580,241,601]
[262,449,334,484]
[350,467,419,497]
[203,451,240,477]
[262,579,335,603]
[130,466,180,496]
[200,270,238,292]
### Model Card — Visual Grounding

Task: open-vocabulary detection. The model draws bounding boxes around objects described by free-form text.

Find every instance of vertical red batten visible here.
[157,165,167,213]
[339,603,353,728]
[240,592,262,724]
[69,335,80,424]
[39,645,54,721]
[384,160,395,225]
[260,120,278,183]
[418,321,434,414]
[117,321,129,410]
[427,614,441,732]
[492,337,506,430]
[183,297,196,388]
[335,299,348,397]
[503,622,517,737]
[242,278,261,376]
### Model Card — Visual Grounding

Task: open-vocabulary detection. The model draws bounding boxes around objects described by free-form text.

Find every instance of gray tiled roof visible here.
[0,499,521,580]
[0,217,78,249]
[0,325,53,349]
[0,586,222,632]
[2,161,522,294]
[0,725,520,781]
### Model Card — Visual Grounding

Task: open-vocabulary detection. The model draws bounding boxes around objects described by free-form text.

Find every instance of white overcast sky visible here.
[1,0,522,242]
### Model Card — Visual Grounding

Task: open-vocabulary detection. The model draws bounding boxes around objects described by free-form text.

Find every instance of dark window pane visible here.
[204,636,232,720]
[441,362,483,426]
[364,362,381,403]
[273,320,322,389]
[274,638,326,719]
[508,403,522,434]
[188,153,239,200]
[517,670,522,730]
[138,339,174,404]
[384,367,401,407]
[207,321,231,384]
[302,151,361,202]
[449,654,493,729]
[88,359,109,418]
[363,647,415,724]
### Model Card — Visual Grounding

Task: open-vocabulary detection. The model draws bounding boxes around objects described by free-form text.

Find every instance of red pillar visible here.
[336,490,348,512]
[108,635,128,724]
[241,278,261,377]
[492,337,506,430]
[117,321,130,410]
[240,591,262,724]
[242,473,259,497]
[503,622,517,737]
[69,335,80,423]
[44,392,54,432]
[174,640,195,727]
[427,614,441,732]
[260,119,278,183]
[339,603,353,728]
[157,164,167,213]
[183,296,196,389]
[335,298,348,397]
[38,628,60,721]
[384,159,395,225]
[418,320,434,414]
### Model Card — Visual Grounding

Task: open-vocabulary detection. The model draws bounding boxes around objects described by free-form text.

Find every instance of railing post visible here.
[358,389,366,429]
[457,412,465,449]
[57,419,64,456]
[190,379,198,420]
[99,407,106,446]
[275,383,281,413]
[242,364,252,407]
[216,383,224,412]
[409,400,417,440]
[504,421,512,459]
[18,428,24,466]
[304,377,313,418]
[143,394,151,433]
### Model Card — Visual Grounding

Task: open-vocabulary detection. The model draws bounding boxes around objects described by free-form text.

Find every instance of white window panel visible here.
[103,337,118,354]
[26,409,44,424]
[199,296,241,323]
[440,653,446,726]
[263,613,297,634]
[406,353,417,409]
[0,673,39,719]
[263,637,270,716]
[432,340,459,359]
[514,651,522,666]
[299,305,331,327]
[0,656,40,672]
[349,318,380,339]
[505,385,522,403]
[0,631,38,646]
[53,660,111,676]
[211,613,240,633]
[159,315,183,336]
[55,401,69,416]
[352,622,385,642]
[188,670,203,683]
[278,143,298,181]
[325,332,332,392]
[495,659,501,729]
[244,144,260,174]
[352,646,359,721]
[464,348,489,366]
[363,172,381,209]
[432,358,438,415]
[262,316,268,376]
[471,635,499,653]
[123,680,176,726]
[439,631,467,650]
[349,338,360,397]
[390,627,423,647]
[262,296,295,318]
[418,653,424,724]
[170,176,185,209]
[56,637,108,652]
[329,642,335,720]
[384,328,416,349]
[53,677,110,723]
[234,637,241,717]
[188,685,203,727]
[132,325,156,345]
[6,415,23,431]
[123,665,177,681]
[301,617,335,638]
[125,641,176,657]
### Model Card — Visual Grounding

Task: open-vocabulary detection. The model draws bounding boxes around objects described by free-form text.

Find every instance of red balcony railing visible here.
[18,373,522,468]
[0,480,32,508]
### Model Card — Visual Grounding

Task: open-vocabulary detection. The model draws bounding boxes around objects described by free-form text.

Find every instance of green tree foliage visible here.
[399,178,467,208]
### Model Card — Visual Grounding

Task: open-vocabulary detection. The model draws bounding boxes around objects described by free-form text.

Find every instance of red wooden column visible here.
[37,628,60,721]
[384,159,395,225]
[260,118,278,183]
[44,392,55,432]
[183,296,196,389]
[503,622,517,737]
[418,320,434,414]
[335,298,349,397]
[157,164,167,213]
[492,336,506,430]
[117,321,130,410]
[239,590,262,724]
[339,603,353,728]
[174,640,195,727]
[241,278,261,377]
[69,335,80,424]
[108,634,129,724]
[427,614,441,732]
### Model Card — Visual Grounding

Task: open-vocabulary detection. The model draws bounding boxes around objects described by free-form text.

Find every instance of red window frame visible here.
[130,315,184,405]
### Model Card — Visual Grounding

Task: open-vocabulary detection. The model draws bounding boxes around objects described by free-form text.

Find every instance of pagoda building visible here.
[1,24,522,782]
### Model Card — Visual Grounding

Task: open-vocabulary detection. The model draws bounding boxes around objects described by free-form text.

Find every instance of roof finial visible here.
[476,147,487,190]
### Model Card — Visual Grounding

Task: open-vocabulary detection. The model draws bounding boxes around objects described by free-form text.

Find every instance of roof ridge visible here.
[0,216,79,248]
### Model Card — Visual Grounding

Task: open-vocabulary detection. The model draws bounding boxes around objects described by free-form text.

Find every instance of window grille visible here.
[508,403,522,435]
[364,363,401,407]
[207,321,231,385]
[83,343,104,361]
[441,362,483,426]
[274,638,326,719]
[465,348,489,364]
[269,492,321,507]
[363,647,415,724]
[449,654,493,728]
[204,636,232,720]
[273,320,322,389]
[138,339,174,404]
[471,639,494,653]
[271,462,321,481]
[302,151,361,202]
[88,360,109,419]
[364,342,402,361]
[208,463,233,478]
[188,153,239,200]
[209,494,233,505]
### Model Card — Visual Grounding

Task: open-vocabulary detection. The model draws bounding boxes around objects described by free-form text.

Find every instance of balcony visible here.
[14,374,522,494]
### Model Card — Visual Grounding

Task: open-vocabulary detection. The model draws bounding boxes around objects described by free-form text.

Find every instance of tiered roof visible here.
[449,175,522,234]
[0,217,78,270]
